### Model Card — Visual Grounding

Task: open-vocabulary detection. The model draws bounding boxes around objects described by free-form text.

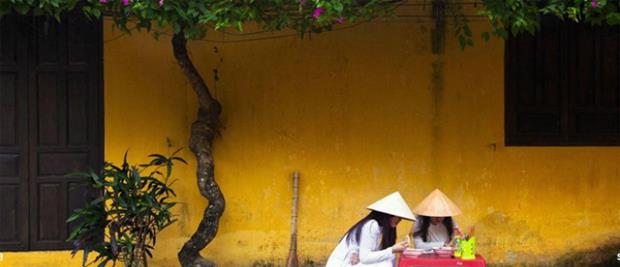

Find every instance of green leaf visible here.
[463,25,472,37]
[91,8,101,18]
[66,212,82,223]
[171,156,188,164]
[458,35,466,50]
[14,4,30,15]
[66,221,86,241]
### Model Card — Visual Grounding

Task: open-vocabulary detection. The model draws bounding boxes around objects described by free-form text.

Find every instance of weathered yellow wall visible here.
[5,12,620,267]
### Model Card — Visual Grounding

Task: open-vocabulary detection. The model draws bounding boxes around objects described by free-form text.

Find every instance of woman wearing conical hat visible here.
[326,192,415,267]
[411,189,462,250]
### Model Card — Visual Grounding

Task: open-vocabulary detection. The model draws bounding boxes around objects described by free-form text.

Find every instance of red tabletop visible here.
[398,254,486,267]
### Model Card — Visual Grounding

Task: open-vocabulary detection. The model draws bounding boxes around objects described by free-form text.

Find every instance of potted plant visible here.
[67,150,185,267]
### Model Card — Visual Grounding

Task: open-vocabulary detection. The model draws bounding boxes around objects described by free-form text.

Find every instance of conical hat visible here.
[413,189,462,217]
[367,192,416,221]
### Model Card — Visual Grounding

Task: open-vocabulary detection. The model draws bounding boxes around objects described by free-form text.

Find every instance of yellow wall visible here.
[5,13,620,267]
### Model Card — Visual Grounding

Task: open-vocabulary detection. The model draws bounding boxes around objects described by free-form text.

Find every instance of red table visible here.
[398,254,486,267]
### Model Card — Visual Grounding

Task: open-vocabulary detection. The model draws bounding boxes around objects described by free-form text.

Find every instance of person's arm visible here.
[348,243,360,265]
[358,220,396,264]
[452,219,461,237]
[412,216,443,249]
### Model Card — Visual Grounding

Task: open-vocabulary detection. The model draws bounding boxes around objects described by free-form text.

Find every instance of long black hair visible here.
[341,210,396,249]
[413,216,454,242]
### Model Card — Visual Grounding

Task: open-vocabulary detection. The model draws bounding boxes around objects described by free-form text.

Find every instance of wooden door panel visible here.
[29,13,102,250]
[38,152,90,176]
[0,16,18,65]
[37,183,63,241]
[0,73,17,145]
[0,185,21,241]
[36,72,63,146]
[67,72,89,145]
[66,181,90,234]
[35,18,63,66]
[0,15,29,251]
[0,154,19,177]
[67,16,93,65]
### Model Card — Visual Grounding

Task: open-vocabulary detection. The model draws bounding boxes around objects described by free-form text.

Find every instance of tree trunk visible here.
[172,33,225,267]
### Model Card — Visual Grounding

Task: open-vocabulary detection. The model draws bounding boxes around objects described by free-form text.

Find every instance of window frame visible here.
[504,17,620,146]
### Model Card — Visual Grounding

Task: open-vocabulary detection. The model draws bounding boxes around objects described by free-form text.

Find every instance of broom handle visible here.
[290,171,299,251]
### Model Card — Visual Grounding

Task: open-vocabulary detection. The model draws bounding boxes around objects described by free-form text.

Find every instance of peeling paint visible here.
[430,57,444,186]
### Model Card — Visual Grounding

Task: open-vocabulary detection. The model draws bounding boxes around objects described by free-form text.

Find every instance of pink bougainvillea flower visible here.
[99,0,108,3]
[336,17,345,24]
[159,0,164,6]
[122,0,129,6]
[591,0,599,7]
[312,7,323,19]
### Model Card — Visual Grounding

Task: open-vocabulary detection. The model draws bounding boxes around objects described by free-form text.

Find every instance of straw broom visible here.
[286,171,300,267]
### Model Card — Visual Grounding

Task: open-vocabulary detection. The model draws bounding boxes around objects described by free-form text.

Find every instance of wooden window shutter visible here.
[506,16,620,146]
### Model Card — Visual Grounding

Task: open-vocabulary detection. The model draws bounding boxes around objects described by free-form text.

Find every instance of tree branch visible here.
[173,33,225,267]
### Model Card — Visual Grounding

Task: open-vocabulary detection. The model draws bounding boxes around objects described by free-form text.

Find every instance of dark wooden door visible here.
[0,13,102,251]
[0,14,29,251]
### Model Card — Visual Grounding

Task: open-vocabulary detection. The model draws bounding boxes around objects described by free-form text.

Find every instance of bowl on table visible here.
[402,248,426,257]
[434,246,454,257]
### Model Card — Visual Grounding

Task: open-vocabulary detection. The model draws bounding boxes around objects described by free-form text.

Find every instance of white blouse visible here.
[412,216,458,250]
[326,219,395,267]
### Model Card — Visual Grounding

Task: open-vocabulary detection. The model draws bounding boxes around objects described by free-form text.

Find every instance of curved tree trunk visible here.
[172,33,225,267]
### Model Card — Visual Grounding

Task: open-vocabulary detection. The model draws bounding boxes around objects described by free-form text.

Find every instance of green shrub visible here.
[67,149,186,267]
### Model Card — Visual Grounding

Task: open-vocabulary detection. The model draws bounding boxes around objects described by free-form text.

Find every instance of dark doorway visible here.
[0,13,103,251]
